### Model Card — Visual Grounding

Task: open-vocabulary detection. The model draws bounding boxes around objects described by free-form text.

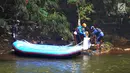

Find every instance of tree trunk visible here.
[77,4,81,26]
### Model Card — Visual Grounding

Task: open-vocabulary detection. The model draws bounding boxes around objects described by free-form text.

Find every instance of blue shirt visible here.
[77,25,86,37]
[92,28,104,37]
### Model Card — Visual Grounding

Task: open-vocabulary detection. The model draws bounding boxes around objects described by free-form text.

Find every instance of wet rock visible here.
[124,48,130,51]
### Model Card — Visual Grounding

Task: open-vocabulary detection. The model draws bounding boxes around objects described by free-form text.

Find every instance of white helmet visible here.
[91,26,95,30]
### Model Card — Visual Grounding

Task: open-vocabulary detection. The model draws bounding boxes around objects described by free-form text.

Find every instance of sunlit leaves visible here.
[68,0,93,21]
[79,3,93,20]
[39,8,48,17]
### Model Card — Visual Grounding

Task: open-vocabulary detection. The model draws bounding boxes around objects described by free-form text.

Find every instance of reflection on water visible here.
[0,54,130,73]
[82,55,90,71]
[16,59,80,73]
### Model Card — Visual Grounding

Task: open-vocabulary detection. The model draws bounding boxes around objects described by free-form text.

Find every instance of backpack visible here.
[95,28,102,36]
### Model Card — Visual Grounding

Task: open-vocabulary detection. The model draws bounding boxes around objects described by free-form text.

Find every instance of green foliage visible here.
[0,19,6,28]
[41,12,72,40]
[68,0,93,21]
[67,0,77,4]
[12,0,94,41]
[39,8,48,17]
[14,0,72,41]
[0,19,9,31]
[14,0,29,20]
[78,3,93,20]
[102,42,113,51]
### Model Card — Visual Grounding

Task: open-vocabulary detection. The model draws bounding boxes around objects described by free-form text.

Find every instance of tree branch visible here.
[0,5,4,12]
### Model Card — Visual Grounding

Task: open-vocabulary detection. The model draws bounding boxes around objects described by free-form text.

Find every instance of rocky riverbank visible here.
[0,34,130,56]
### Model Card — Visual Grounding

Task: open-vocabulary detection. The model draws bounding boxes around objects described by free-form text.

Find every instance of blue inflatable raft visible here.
[12,40,82,58]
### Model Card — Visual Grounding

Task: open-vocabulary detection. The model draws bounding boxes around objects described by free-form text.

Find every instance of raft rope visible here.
[75,41,83,46]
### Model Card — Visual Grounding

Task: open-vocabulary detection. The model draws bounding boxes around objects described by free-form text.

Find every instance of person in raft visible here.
[82,31,91,51]
[73,23,88,44]
[90,26,104,51]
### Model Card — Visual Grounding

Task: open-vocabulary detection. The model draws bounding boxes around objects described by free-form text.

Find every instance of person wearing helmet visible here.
[74,23,88,44]
[91,26,104,51]
[82,23,87,28]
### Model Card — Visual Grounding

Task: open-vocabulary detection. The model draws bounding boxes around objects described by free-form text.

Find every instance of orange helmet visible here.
[82,23,87,27]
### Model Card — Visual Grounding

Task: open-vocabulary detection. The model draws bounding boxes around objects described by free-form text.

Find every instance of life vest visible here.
[96,28,104,37]
[93,28,104,37]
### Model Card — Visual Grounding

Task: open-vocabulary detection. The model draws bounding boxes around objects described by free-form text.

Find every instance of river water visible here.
[0,53,130,73]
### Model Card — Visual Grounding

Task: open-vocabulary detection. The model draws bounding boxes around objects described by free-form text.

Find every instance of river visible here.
[0,53,130,73]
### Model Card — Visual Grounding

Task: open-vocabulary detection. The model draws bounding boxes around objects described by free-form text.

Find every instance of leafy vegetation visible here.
[1,0,74,41]
[25,0,72,41]
[0,0,130,45]
[11,0,94,41]
[68,0,93,24]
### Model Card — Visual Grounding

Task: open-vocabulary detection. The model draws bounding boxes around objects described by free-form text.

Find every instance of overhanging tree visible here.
[14,0,72,41]
[67,0,93,26]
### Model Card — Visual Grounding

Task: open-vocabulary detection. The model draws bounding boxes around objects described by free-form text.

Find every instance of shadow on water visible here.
[12,51,82,60]
[0,51,90,73]
[14,55,92,73]
[15,57,83,73]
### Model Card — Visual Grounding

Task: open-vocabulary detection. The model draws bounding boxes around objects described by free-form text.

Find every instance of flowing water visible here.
[0,53,130,73]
